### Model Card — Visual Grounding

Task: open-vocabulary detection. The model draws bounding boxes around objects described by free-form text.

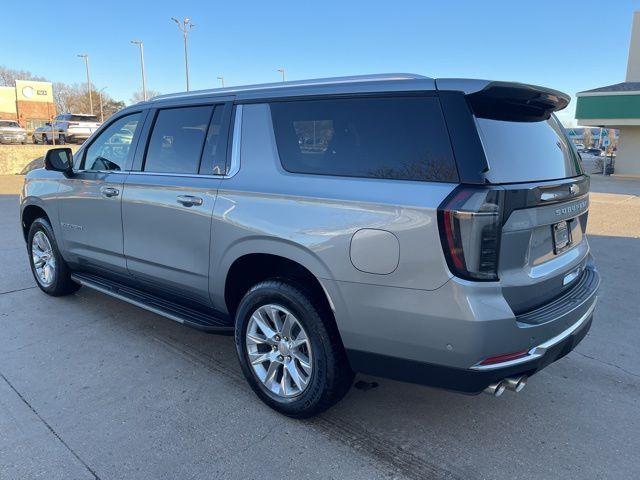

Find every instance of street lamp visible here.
[98,87,107,123]
[130,40,147,101]
[77,53,93,114]
[171,17,195,91]
[217,76,225,88]
[277,68,285,82]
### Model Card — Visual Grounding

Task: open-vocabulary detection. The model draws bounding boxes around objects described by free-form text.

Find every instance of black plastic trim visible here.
[71,271,233,333]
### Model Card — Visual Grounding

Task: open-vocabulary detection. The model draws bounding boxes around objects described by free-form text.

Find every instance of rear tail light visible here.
[68,122,79,126]
[437,186,504,281]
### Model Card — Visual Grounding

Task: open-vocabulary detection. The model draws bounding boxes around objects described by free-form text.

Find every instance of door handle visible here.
[100,186,120,198]
[176,195,203,207]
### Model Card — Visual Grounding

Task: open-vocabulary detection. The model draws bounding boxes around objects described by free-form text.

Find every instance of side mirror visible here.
[44,148,73,175]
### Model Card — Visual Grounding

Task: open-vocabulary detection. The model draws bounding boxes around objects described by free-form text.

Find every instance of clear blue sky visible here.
[4,0,640,124]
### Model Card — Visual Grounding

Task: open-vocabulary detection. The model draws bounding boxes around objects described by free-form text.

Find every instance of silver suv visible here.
[20,74,599,417]
[45,113,102,144]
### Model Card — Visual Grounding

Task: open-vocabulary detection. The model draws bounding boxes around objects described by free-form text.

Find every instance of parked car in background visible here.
[0,120,27,144]
[32,123,55,144]
[20,74,599,417]
[44,114,101,144]
[581,148,603,157]
[574,143,585,150]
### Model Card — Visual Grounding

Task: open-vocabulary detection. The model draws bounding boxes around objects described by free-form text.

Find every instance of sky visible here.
[4,0,640,125]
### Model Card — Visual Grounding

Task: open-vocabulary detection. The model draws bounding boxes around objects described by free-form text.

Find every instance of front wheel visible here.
[235,280,354,418]
[27,218,80,296]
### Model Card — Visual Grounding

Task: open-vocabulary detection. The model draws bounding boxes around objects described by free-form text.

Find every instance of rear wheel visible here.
[27,218,79,296]
[235,280,353,418]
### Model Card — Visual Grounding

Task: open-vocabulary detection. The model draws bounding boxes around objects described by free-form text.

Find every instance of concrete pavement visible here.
[1,173,639,480]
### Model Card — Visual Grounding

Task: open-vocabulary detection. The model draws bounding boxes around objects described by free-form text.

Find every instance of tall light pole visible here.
[171,17,195,91]
[217,76,225,88]
[98,87,107,123]
[277,68,286,82]
[130,40,147,101]
[77,54,93,114]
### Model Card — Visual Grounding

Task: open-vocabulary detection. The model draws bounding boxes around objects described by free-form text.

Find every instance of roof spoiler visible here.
[465,81,570,122]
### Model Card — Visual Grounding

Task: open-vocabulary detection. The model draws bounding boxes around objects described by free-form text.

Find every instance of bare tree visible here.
[0,65,48,86]
[54,83,124,119]
[130,88,161,104]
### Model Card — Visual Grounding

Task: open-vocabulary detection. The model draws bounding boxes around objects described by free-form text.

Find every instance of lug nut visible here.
[274,335,281,341]
[277,355,284,361]
[272,345,277,351]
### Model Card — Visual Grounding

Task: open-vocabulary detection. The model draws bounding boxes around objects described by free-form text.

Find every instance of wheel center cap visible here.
[278,342,290,356]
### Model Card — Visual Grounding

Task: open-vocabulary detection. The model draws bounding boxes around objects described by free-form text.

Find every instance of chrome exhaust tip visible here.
[503,375,527,393]
[483,381,506,397]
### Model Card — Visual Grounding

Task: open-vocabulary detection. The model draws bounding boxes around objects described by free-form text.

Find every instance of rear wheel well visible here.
[225,253,337,330]
[22,205,50,240]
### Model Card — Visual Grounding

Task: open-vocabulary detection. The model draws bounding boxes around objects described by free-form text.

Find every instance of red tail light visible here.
[437,186,503,281]
[479,349,529,366]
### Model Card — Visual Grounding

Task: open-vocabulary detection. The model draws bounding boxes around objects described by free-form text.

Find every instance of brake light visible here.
[68,122,79,126]
[437,186,503,281]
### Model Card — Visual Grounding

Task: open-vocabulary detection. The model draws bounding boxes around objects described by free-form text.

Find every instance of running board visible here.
[71,272,233,334]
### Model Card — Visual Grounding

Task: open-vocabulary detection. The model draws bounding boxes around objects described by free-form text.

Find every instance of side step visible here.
[71,272,233,334]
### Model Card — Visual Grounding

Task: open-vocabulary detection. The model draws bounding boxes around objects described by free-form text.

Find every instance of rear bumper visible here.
[327,261,599,394]
[346,304,594,394]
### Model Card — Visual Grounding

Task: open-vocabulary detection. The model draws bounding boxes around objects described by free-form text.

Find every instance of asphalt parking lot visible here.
[1,173,639,480]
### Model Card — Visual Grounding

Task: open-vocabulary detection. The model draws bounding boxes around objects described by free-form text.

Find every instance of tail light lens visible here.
[437,186,504,281]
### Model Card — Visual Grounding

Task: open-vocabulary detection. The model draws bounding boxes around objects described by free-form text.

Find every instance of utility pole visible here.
[277,68,286,82]
[171,17,195,91]
[98,87,107,123]
[217,76,225,88]
[130,40,147,101]
[77,54,93,114]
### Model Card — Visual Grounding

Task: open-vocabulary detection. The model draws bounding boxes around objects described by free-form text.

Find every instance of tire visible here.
[27,218,80,296]
[235,280,354,418]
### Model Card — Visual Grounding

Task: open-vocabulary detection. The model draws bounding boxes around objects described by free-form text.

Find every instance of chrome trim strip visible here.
[126,171,225,179]
[470,298,597,371]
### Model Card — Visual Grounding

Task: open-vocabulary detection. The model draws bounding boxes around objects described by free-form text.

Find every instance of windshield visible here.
[0,121,20,128]
[475,114,583,183]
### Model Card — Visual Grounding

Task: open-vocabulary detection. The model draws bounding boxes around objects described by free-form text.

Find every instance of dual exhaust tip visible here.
[483,375,527,397]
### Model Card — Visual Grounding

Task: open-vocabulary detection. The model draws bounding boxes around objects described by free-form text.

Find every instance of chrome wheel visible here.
[245,304,313,398]
[31,231,56,287]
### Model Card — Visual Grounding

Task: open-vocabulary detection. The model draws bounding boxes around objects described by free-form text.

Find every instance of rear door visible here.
[121,102,232,306]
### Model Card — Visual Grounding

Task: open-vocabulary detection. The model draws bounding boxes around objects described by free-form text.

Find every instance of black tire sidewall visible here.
[235,281,340,417]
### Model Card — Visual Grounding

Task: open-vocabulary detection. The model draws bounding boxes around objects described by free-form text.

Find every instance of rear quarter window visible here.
[270,96,458,182]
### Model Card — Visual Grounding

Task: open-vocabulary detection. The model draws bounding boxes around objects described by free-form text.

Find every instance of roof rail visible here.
[149,73,430,102]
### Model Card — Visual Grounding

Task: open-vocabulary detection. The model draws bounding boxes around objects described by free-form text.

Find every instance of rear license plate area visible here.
[552,220,572,254]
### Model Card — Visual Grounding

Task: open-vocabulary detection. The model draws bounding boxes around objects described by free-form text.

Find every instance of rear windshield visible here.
[475,114,583,183]
[67,115,99,122]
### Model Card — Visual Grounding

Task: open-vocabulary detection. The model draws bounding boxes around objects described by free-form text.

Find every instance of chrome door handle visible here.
[100,186,120,198]
[176,195,203,207]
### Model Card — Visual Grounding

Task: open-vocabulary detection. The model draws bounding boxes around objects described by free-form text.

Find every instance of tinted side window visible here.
[200,105,227,175]
[83,112,142,171]
[144,106,213,174]
[270,96,458,182]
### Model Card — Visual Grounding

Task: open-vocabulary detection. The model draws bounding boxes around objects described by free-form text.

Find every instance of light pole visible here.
[77,54,93,114]
[98,87,107,123]
[217,76,225,88]
[130,40,147,101]
[171,17,195,91]
[277,68,285,82]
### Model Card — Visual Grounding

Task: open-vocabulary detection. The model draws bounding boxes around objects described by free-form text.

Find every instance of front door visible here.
[121,103,231,306]
[57,111,144,274]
